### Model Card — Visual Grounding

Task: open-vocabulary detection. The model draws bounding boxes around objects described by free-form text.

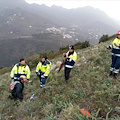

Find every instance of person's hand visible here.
[66,55,69,58]
[114,43,119,47]
[24,78,28,83]
[22,100,26,103]
[63,53,66,57]
[37,72,40,77]
[41,75,45,78]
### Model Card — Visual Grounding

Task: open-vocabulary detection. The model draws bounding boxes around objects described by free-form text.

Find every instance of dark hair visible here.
[19,77,23,81]
[69,45,74,50]
[20,58,25,62]
[42,56,47,60]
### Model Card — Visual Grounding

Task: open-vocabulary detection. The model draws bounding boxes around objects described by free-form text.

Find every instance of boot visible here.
[109,71,113,76]
[65,80,68,84]
[8,95,14,99]
[40,84,43,88]
[113,73,117,79]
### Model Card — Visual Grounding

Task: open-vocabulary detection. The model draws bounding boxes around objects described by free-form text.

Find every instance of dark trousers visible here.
[38,76,47,85]
[12,82,24,101]
[111,55,120,73]
[64,67,72,80]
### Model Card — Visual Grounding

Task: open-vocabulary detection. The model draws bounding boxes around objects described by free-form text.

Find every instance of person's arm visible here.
[106,45,113,49]
[26,66,30,81]
[65,51,69,59]
[36,62,41,76]
[10,65,17,79]
[112,38,120,47]
[63,53,66,57]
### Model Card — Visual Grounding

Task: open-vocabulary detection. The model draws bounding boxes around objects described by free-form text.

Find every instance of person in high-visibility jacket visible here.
[10,58,30,101]
[10,59,30,81]
[63,45,77,83]
[36,56,51,88]
[107,30,120,78]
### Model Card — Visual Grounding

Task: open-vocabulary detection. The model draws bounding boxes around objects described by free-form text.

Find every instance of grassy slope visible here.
[0,38,120,120]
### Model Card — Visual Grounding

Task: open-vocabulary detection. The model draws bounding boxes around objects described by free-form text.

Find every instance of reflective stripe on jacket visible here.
[10,63,30,80]
[65,51,77,68]
[36,59,51,77]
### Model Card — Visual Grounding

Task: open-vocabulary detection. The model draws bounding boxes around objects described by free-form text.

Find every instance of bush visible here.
[60,41,90,51]
[59,45,69,51]
[79,41,90,49]
[99,34,109,43]
[0,67,11,75]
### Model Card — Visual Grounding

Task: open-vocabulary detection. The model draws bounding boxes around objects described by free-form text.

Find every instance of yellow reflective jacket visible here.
[36,59,51,77]
[109,38,120,55]
[10,63,30,80]
[112,38,120,47]
[65,51,77,68]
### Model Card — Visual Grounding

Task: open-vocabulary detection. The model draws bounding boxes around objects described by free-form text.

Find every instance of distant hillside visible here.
[0,0,119,40]
[0,33,74,67]
[1,35,120,120]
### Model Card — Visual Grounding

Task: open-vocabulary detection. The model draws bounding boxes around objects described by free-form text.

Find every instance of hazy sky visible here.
[25,0,120,21]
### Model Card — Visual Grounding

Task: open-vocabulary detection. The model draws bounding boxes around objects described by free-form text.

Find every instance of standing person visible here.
[10,59,30,101]
[63,45,77,83]
[107,30,120,78]
[36,56,51,88]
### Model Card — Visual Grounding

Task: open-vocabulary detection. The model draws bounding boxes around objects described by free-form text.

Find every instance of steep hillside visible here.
[0,36,120,119]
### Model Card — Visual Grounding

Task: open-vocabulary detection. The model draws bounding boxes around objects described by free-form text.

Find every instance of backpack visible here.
[8,80,20,93]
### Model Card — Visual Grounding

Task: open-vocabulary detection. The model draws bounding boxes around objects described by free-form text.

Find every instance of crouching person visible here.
[9,59,30,101]
[9,76,27,101]
[36,56,51,88]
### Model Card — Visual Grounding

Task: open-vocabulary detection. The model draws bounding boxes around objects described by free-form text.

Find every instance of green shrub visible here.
[79,41,90,49]
[0,67,11,75]
[59,45,69,51]
[99,34,109,43]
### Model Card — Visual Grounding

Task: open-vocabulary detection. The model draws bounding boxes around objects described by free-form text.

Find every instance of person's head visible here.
[19,75,26,83]
[42,56,47,62]
[69,45,74,52]
[117,30,120,39]
[19,58,25,66]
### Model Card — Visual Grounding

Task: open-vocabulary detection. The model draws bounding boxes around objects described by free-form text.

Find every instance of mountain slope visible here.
[0,36,120,119]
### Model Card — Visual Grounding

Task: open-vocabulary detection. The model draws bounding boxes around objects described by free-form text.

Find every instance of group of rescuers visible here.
[9,30,120,102]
